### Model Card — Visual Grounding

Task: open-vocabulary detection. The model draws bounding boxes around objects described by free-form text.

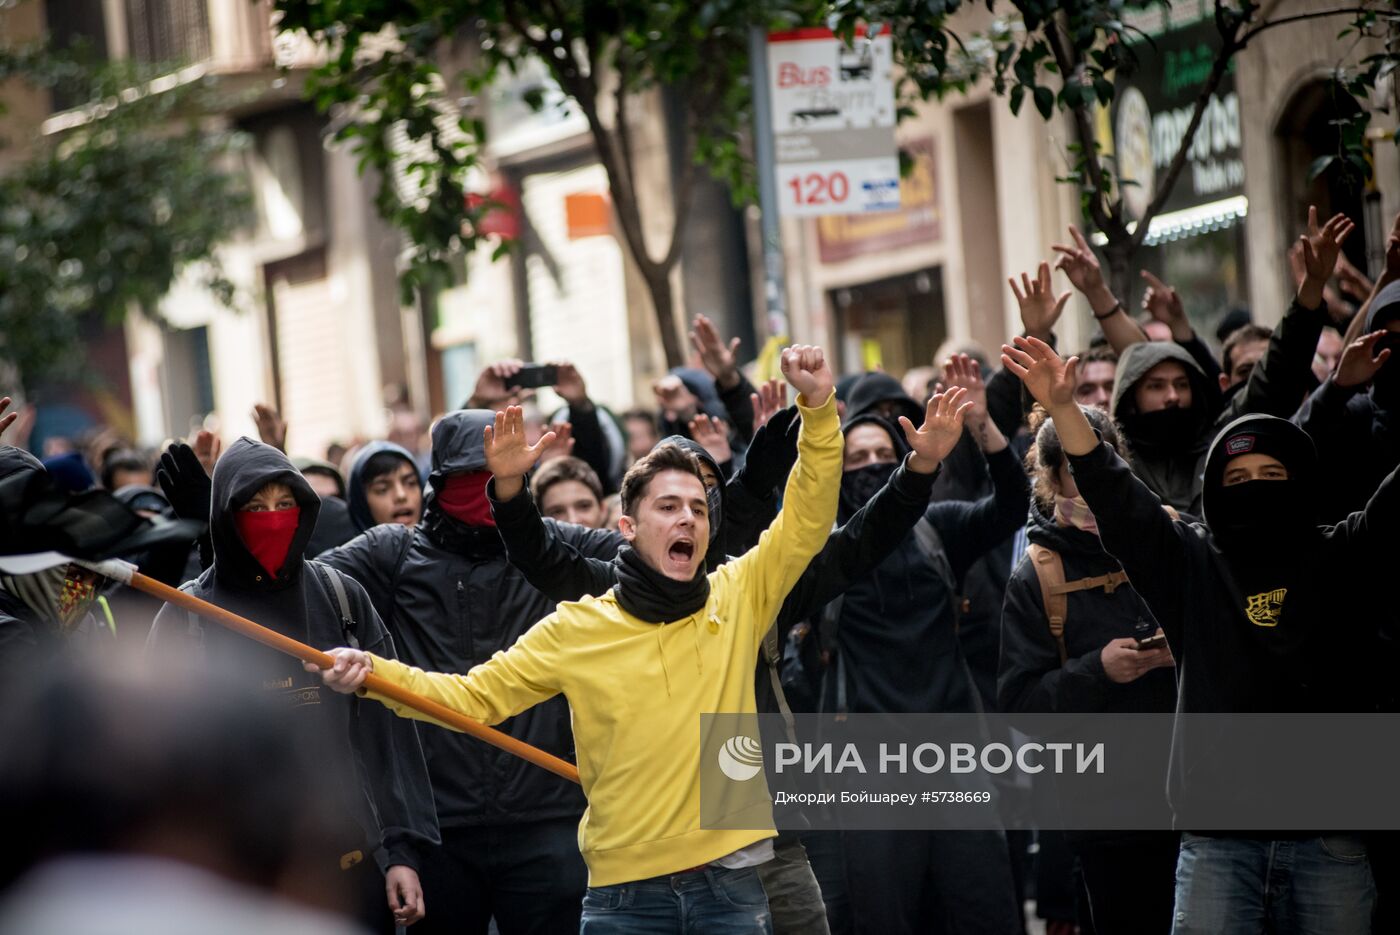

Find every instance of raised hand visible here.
[1140,271,1191,341]
[468,359,528,411]
[1052,225,1108,297]
[690,314,742,389]
[191,430,222,477]
[1009,262,1071,340]
[1001,335,1080,413]
[652,374,699,424]
[688,414,732,465]
[484,406,557,481]
[551,362,589,406]
[1334,330,1394,389]
[940,353,987,425]
[1298,206,1354,309]
[750,379,788,430]
[780,344,834,404]
[0,397,16,439]
[157,441,214,524]
[539,421,575,461]
[898,387,973,472]
[252,403,287,451]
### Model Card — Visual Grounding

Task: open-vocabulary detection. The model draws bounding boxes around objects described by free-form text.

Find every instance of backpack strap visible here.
[383,526,416,630]
[761,623,799,744]
[314,562,360,649]
[1027,544,1069,664]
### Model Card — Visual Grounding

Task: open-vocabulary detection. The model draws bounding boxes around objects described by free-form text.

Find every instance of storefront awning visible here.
[1091,195,1249,247]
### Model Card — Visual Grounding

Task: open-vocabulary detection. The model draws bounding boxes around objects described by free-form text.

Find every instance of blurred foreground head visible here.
[0,650,348,905]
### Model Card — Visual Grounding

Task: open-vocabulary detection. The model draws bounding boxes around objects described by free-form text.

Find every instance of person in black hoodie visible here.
[1004,334,1393,935]
[831,357,1028,935]
[315,410,612,935]
[483,389,975,935]
[346,441,424,533]
[998,406,1178,934]
[146,437,439,932]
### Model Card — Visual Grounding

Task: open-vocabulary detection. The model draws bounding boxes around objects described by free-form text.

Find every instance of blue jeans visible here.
[1172,833,1375,935]
[579,865,773,934]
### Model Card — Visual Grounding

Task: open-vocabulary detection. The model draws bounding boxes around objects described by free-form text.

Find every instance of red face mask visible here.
[436,472,495,526]
[234,507,301,578]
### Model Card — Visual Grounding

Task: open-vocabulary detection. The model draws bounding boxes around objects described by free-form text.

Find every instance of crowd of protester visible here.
[0,204,1398,935]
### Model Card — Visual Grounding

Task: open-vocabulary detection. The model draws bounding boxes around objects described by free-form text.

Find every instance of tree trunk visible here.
[642,266,685,369]
[1104,237,1136,310]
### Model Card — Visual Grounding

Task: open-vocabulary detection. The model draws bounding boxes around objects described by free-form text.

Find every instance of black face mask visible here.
[1208,478,1318,657]
[839,461,898,522]
[1121,405,1199,452]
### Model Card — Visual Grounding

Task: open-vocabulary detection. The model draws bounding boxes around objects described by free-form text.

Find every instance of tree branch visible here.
[662,120,698,271]
[1042,15,1123,239]
[1130,2,1243,249]
[1241,6,1374,44]
[613,51,640,210]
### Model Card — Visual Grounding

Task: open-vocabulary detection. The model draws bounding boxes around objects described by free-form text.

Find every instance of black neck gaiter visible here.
[1121,406,1199,454]
[1209,479,1319,657]
[612,545,710,624]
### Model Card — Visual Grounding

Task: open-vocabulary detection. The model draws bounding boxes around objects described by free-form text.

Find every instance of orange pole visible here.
[128,570,581,785]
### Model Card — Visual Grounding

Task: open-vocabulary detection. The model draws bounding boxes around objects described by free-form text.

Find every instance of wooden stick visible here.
[126,569,581,785]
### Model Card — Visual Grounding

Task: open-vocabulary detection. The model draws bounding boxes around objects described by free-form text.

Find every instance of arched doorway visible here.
[1275,79,1372,276]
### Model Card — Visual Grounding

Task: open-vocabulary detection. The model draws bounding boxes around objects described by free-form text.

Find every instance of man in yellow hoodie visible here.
[309,345,973,933]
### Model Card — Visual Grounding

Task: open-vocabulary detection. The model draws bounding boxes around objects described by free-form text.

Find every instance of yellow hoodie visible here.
[362,392,841,886]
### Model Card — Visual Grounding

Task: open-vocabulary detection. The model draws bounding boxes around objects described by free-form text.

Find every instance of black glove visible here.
[736,406,800,500]
[157,443,212,524]
[157,443,215,571]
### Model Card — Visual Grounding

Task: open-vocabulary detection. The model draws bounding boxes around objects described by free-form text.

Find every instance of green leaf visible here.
[1033,85,1054,119]
[1307,155,1336,181]
[1009,83,1025,115]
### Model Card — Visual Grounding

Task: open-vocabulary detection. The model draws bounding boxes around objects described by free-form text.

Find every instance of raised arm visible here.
[489,479,623,602]
[1002,336,1192,646]
[1053,225,1148,353]
[551,362,614,491]
[775,389,965,624]
[691,314,759,442]
[1223,212,1355,424]
[1294,330,1390,450]
[717,346,847,633]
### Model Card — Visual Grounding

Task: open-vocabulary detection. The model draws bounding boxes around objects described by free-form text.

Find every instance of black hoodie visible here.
[828,418,1029,715]
[1065,415,1400,822]
[318,412,599,829]
[148,438,439,870]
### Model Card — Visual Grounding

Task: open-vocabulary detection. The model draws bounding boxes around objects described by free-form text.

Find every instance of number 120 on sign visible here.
[776,158,901,217]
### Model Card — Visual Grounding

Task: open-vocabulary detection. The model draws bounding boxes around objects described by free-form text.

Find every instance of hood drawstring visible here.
[656,625,671,697]
[654,609,710,698]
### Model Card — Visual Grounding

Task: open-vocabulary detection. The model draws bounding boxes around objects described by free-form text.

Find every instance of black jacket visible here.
[318,411,602,829]
[1066,416,1398,821]
[148,438,439,871]
[831,444,1029,715]
[998,500,1175,715]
